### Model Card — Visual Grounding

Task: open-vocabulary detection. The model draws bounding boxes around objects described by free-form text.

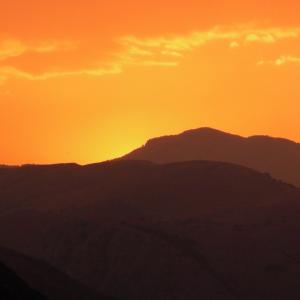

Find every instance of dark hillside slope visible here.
[0,161,299,299]
[0,261,46,299]
[0,247,112,300]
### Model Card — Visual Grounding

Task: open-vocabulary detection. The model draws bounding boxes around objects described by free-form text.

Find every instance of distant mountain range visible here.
[123,127,300,187]
[0,160,300,299]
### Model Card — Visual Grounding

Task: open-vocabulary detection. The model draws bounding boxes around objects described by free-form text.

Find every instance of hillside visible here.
[0,161,299,299]
[0,246,113,300]
[0,260,46,299]
[123,127,300,186]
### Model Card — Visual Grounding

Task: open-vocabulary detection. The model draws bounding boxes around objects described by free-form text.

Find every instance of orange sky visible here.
[1,0,300,165]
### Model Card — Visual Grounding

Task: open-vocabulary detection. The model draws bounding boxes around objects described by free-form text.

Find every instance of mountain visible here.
[123,127,300,187]
[0,161,300,299]
[0,246,113,300]
[0,260,46,299]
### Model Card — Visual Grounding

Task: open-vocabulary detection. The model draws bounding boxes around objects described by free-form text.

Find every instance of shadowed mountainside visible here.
[123,127,300,187]
[0,260,46,299]
[0,246,113,300]
[0,161,300,299]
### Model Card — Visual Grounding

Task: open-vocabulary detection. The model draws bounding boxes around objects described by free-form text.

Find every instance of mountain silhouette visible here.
[123,127,300,187]
[0,161,300,299]
[0,246,113,300]
[0,260,46,299]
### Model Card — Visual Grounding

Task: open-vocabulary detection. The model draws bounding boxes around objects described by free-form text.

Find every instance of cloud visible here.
[0,39,76,61]
[258,55,300,66]
[135,60,179,67]
[229,41,240,48]
[117,26,300,67]
[1,25,300,84]
[0,64,122,82]
[245,33,275,43]
[0,40,27,61]
[243,29,298,44]
[33,40,77,53]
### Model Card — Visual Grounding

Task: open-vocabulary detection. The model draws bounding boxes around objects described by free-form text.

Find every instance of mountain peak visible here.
[123,127,300,186]
[142,127,242,148]
[181,127,234,136]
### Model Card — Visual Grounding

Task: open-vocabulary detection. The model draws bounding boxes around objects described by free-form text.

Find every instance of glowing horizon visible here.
[1,1,300,165]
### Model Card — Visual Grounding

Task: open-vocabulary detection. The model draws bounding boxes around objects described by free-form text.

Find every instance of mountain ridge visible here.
[142,127,299,147]
[123,127,300,186]
[0,160,299,299]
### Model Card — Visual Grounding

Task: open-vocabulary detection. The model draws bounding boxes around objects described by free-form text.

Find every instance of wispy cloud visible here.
[0,39,76,61]
[1,25,300,84]
[0,40,27,61]
[0,64,122,82]
[118,26,300,63]
[258,55,300,66]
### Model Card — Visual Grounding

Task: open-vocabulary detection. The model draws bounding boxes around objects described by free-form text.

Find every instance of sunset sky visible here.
[1,0,300,165]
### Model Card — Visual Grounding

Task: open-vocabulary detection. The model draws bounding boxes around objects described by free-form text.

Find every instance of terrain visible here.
[0,160,300,299]
[0,260,46,299]
[0,246,112,300]
[124,127,300,187]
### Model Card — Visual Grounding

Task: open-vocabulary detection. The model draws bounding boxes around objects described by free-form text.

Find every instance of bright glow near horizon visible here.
[1,1,300,164]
